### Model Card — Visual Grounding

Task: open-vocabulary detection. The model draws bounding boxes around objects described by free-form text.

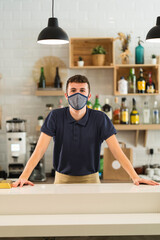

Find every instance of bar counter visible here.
[0,183,160,237]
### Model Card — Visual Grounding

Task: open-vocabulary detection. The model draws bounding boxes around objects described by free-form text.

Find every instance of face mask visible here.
[68,93,88,110]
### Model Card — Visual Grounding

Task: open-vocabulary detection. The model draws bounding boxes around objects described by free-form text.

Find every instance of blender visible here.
[6,118,27,178]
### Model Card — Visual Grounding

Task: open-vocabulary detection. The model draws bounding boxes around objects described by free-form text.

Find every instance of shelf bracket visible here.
[135,130,139,147]
[144,130,148,147]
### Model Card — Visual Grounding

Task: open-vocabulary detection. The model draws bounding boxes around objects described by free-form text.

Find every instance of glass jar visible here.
[45,104,54,118]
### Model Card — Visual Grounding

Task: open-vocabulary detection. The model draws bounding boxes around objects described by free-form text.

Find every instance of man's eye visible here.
[80,90,85,92]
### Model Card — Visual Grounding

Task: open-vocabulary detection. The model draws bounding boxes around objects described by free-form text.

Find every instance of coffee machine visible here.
[6,118,27,178]
[29,142,46,182]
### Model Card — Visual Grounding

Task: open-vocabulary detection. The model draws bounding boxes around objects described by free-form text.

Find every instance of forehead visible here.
[68,82,88,89]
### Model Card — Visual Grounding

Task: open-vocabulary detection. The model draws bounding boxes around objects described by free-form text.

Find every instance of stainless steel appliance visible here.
[29,142,46,182]
[6,118,27,178]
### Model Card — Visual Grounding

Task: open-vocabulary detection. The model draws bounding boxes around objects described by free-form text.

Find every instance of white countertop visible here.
[0,183,160,237]
[1,182,160,195]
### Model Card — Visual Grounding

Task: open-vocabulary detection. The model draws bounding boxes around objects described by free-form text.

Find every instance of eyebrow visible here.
[70,88,86,90]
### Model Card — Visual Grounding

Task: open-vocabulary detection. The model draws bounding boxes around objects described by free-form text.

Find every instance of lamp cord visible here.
[52,0,54,17]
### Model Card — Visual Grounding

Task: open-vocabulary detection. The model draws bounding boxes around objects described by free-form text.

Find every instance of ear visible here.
[65,93,68,100]
[88,93,91,100]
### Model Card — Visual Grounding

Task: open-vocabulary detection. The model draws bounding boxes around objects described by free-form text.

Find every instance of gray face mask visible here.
[68,93,88,110]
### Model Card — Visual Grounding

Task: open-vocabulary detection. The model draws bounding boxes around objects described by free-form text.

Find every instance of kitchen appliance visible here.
[29,142,46,182]
[6,118,27,178]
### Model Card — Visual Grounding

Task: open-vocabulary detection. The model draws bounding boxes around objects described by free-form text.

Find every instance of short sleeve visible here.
[100,113,117,141]
[41,111,56,137]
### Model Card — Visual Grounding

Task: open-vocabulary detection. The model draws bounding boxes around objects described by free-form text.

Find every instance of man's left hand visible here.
[133,177,160,186]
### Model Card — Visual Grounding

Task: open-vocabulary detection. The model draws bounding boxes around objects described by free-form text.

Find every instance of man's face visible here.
[65,82,91,102]
[67,82,90,96]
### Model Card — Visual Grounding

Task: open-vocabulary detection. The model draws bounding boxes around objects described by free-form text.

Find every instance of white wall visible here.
[0,0,160,173]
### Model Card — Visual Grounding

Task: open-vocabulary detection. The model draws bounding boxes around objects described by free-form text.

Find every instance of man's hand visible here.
[133,177,160,186]
[12,178,34,188]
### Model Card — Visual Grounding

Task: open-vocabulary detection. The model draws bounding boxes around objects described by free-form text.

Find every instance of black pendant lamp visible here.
[146,16,160,43]
[37,0,69,45]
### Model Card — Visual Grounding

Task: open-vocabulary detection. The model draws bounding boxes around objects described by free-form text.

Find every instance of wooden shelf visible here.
[70,65,114,69]
[115,64,159,68]
[115,124,160,147]
[115,124,160,130]
[114,64,160,95]
[35,89,64,96]
[114,92,159,96]
[69,37,115,68]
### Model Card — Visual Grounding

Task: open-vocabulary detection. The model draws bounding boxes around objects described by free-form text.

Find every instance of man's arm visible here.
[106,134,159,185]
[12,132,52,187]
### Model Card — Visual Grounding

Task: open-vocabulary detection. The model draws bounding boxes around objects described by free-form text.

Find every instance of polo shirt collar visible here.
[66,107,89,126]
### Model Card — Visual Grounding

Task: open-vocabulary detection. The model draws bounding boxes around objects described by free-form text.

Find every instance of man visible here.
[13,75,159,187]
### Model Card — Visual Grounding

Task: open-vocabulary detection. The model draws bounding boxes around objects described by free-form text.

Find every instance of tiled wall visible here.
[0,0,160,173]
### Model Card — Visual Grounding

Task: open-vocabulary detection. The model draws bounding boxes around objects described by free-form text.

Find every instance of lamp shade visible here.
[37,18,69,45]
[146,16,160,42]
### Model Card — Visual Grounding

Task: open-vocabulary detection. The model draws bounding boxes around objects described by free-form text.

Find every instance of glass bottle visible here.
[39,67,46,88]
[93,95,102,111]
[135,37,144,64]
[45,104,54,118]
[143,101,150,124]
[130,98,139,125]
[120,98,129,124]
[128,68,136,93]
[58,99,64,108]
[137,68,146,93]
[118,76,128,94]
[54,67,61,88]
[146,72,155,94]
[87,100,93,109]
[113,97,120,124]
[102,98,113,121]
[152,101,159,124]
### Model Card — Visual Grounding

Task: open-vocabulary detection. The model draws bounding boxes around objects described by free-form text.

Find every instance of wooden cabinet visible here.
[69,38,115,68]
[114,64,160,95]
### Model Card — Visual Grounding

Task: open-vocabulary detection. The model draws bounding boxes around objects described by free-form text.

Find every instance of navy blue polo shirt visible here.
[41,107,117,176]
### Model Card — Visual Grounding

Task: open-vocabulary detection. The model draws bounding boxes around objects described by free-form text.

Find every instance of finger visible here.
[20,181,24,188]
[27,181,34,186]
[134,180,139,185]
[150,181,160,185]
[12,181,20,188]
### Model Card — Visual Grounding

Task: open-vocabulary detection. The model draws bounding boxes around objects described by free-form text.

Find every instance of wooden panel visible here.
[35,90,65,96]
[69,38,114,67]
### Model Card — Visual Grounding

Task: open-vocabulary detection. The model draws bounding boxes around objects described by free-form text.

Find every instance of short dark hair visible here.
[66,75,90,93]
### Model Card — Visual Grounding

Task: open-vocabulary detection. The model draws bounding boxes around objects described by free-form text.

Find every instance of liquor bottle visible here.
[130,98,139,125]
[152,101,159,124]
[113,97,120,124]
[137,68,146,93]
[118,76,128,94]
[87,100,93,109]
[146,72,155,93]
[143,101,150,124]
[135,37,144,64]
[128,68,136,93]
[120,98,129,124]
[102,98,113,121]
[54,67,61,88]
[93,95,102,111]
[58,99,64,108]
[39,67,46,88]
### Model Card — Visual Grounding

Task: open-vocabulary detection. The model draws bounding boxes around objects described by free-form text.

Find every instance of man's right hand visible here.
[12,178,34,188]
